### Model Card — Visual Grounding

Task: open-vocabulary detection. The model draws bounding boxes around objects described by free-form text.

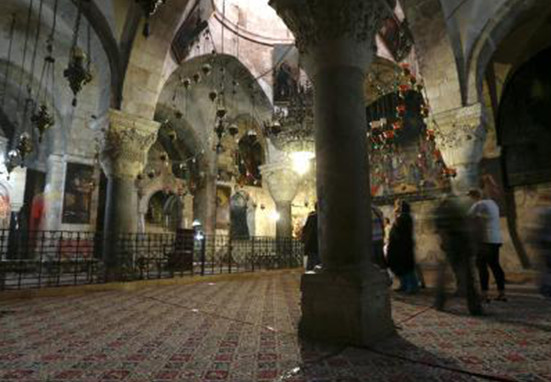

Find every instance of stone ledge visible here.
[0,269,303,302]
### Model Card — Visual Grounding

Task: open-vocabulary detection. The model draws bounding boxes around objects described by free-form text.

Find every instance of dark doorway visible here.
[498,47,551,187]
[230,193,249,239]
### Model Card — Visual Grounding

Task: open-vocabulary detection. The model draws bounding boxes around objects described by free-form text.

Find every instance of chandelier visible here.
[263,81,314,153]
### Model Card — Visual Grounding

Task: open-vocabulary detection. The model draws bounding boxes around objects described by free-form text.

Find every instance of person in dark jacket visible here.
[433,194,483,315]
[387,200,418,293]
[302,204,320,271]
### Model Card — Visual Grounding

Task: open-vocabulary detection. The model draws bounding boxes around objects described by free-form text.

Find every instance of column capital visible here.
[432,103,486,192]
[260,161,302,203]
[269,0,390,75]
[100,109,160,179]
[432,103,486,166]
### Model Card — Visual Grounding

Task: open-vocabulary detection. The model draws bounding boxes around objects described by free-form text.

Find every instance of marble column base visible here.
[299,269,394,346]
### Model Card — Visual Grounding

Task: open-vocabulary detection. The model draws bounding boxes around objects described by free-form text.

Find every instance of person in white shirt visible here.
[467,189,506,301]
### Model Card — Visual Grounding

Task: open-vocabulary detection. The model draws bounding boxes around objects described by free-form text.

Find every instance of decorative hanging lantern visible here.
[64,47,92,107]
[420,105,430,118]
[396,103,406,117]
[201,63,212,76]
[443,167,457,178]
[136,0,166,37]
[392,120,403,131]
[216,106,227,120]
[401,63,411,77]
[31,104,54,142]
[5,150,19,179]
[426,129,436,141]
[398,84,410,96]
[64,0,93,107]
[228,124,239,136]
[209,90,218,102]
[214,120,225,139]
[33,3,58,144]
[16,133,34,161]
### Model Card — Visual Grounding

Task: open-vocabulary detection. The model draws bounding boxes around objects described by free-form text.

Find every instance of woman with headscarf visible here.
[387,200,419,293]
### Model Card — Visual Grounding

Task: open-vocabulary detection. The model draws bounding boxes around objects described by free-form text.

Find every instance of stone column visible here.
[192,173,216,235]
[100,109,159,274]
[42,154,65,231]
[270,0,394,345]
[434,103,486,193]
[261,162,301,239]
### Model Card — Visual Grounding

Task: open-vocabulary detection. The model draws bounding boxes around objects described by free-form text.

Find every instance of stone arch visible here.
[401,0,463,113]
[139,182,185,216]
[156,53,273,180]
[465,0,550,105]
[121,0,201,119]
[142,190,182,232]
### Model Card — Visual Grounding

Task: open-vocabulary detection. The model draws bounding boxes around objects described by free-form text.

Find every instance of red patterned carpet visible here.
[1,271,550,381]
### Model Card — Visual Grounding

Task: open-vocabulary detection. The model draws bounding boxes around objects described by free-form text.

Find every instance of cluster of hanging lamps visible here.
[2,0,94,179]
[367,62,457,192]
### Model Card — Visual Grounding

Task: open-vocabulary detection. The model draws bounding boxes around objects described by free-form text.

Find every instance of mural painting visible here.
[62,163,96,224]
[216,185,231,230]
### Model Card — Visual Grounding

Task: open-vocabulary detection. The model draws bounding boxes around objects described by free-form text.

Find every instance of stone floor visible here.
[1,271,550,382]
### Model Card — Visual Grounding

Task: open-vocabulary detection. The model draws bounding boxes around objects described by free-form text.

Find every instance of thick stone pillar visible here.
[261,162,301,239]
[434,103,486,193]
[193,173,216,235]
[100,109,158,273]
[270,0,394,345]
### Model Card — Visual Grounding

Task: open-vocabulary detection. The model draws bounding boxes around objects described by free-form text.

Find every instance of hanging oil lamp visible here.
[64,47,92,107]
[136,0,166,37]
[31,104,54,143]
[16,133,34,161]
[5,150,19,179]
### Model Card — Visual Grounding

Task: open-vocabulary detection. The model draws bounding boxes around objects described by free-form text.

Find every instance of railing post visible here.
[251,236,255,272]
[56,232,63,287]
[200,236,206,276]
[228,236,232,274]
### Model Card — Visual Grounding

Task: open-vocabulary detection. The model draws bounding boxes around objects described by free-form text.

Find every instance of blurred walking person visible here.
[468,189,506,302]
[433,195,483,315]
[371,204,387,269]
[302,204,320,271]
[387,200,418,294]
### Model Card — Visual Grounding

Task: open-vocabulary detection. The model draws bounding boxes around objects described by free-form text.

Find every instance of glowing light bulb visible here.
[290,151,314,175]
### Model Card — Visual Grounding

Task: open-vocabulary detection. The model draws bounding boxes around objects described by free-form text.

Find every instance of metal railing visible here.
[0,230,304,291]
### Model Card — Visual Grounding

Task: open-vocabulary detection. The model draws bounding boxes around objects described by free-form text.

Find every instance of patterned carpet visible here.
[1,271,550,381]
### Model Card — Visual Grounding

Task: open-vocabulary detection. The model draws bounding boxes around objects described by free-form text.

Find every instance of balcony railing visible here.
[0,230,304,291]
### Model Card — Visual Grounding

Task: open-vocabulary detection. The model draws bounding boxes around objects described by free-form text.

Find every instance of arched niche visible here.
[497,47,551,187]
[229,190,255,239]
[144,191,183,233]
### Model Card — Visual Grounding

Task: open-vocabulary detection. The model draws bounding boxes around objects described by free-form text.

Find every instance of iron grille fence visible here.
[0,230,304,291]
